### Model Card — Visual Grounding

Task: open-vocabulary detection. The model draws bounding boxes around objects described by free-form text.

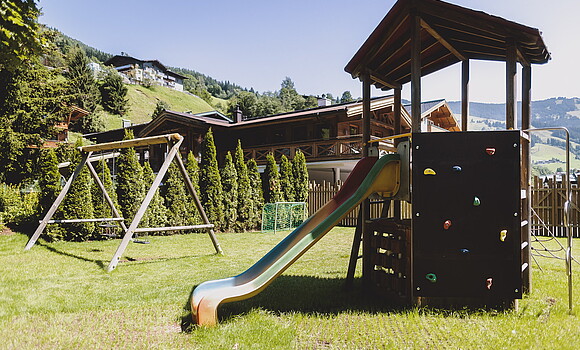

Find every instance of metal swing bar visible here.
[25,133,223,272]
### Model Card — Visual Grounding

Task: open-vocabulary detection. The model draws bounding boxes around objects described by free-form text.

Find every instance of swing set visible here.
[25,133,223,271]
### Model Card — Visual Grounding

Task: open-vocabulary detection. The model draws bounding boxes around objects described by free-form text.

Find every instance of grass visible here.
[100,84,217,129]
[1,227,579,349]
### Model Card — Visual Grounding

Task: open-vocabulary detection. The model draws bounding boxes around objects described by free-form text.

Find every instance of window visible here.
[316,124,331,140]
[349,124,359,136]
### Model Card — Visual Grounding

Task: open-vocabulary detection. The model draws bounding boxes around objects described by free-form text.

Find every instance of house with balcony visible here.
[103,55,187,92]
[85,95,458,182]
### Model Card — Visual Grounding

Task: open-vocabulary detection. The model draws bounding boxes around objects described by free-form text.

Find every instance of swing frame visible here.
[25,133,223,271]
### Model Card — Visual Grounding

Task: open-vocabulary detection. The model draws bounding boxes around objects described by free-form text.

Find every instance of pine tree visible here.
[292,150,309,202]
[163,162,192,227]
[233,140,251,231]
[60,139,95,241]
[199,128,224,230]
[116,130,145,223]
[247,158,264,230]
[264,153,282,203]
[37,148,61,215]
[185,151,201,224]
[220,151,238,231]
[142,161,168,233]
[100,67,128,116]
[279,154,294,202]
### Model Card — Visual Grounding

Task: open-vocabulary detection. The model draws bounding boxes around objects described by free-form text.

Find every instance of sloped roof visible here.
[104,55,188,80]
[345,0,550,90]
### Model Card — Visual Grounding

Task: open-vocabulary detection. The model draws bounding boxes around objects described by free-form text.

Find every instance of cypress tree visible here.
[292,150,309,202]
[38,148,61,215]
[233,140,251,231]
[199,128,224,230]
[220,151,238,232]
[100,67,128,116]
[163,161,193,227]
[279,154,294,202]
[264,153,282,203]
[116,130,145,222]
[185,151,202,224]
[91,158,118,220]
[60,139,95,241]
[247,158,264,230]
[142,161,168,233]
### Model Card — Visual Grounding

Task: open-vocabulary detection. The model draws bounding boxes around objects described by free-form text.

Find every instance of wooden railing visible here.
[307,176,579,237]
[243,136,394,163]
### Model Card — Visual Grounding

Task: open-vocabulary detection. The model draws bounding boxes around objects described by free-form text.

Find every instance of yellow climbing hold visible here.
[424,168,436,175]
[500,230,508,242]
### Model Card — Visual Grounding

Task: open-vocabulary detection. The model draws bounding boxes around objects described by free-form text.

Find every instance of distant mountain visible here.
[448,97,580,142]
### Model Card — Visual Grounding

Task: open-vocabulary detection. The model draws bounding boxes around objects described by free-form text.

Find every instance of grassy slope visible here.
[1,228,579,349]
[101,85,216,130]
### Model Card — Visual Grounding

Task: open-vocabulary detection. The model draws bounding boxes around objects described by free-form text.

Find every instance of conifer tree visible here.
[264,153,282,203]
[162,161,191,227]
[100,67,128,116]
[90,158,118,219]
[220,151,238,231]
[185,151,201,224]
[247,158,264,230]
[199,128,224,230]
[60,139,95,241]
[292,150,309,202]
[233,140,251,230]
[116,130,145,222]
[37,148,61,215]
[279,154,294,202]
[141,161,168,232]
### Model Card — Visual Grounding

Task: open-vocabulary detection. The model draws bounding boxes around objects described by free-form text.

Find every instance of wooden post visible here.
[521,64,532,293]
[461,59,470,131]
[411,12,422,133]
[506,41,517,129]
[394,88,402,220]
[361,73,372,286]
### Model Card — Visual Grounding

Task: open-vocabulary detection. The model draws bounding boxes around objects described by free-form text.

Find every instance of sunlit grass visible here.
[1,228,578,349]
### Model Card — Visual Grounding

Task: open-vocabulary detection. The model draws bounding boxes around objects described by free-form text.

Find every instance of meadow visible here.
[0,227,578,349]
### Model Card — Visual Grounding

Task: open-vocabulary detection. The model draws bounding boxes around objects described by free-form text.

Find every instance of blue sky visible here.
[39,0,579,102]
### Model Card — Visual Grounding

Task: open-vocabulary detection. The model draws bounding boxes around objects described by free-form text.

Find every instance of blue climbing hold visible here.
[452,165,462,172]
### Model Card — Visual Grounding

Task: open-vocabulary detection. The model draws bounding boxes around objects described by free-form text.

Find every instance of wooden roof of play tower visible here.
[345,0,550,89]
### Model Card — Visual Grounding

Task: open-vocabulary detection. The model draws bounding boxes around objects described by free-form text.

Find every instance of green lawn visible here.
[0,228,579,349]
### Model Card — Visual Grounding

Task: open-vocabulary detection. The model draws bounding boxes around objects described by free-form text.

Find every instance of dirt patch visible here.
[0,227,15,236]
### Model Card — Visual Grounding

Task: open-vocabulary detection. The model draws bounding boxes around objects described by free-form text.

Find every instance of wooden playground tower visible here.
[344,0,574,309]
[25,133,223,271]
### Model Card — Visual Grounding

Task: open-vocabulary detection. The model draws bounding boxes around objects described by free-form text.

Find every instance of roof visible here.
[104,55,188,80]
[345,0,550,90]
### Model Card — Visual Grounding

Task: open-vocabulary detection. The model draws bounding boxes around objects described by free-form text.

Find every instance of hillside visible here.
[101,85,216,129]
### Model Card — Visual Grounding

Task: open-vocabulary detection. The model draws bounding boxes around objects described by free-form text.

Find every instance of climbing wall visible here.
[412,130,522,299]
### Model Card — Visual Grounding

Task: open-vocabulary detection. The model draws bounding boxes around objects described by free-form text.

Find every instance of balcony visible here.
[241,135,396,164]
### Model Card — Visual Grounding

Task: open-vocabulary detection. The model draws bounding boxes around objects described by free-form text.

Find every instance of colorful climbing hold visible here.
[486,278,493,290]
[500,230,508,242]
[424,168,436,175]
[473,196,481,206]
[485,147,496,156]
[452,165,462,172]
[426,273,437,283]
[443,220,452,230]
[459,248,470,254]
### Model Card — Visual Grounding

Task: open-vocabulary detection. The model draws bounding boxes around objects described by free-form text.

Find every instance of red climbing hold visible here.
[485,147,496,156]
[443,220,452,230]
[486,277,493,290]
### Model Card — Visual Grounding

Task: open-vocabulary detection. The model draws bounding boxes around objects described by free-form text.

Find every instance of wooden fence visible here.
[308,177,579,238]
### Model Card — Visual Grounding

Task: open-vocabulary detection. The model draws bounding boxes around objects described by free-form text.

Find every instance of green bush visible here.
[0,183,39,228]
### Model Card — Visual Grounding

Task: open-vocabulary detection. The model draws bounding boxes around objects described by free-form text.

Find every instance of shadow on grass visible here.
[38,242,108,269]
[180,275,412,332]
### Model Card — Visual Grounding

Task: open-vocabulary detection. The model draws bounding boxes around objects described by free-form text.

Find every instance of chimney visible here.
[317,97,331,107]
[234,105,243,123]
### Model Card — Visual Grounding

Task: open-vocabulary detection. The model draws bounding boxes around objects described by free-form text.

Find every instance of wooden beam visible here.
[506,40,517,129]
[81,133,182,152]
[420,18,467,61]
[411,12,422,133]
[521,64,532,293]
[362,73,371,156]
[461,59,469,131]
[370,74,401,90]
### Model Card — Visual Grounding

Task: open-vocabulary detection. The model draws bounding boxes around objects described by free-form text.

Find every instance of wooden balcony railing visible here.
[241,136,395,164]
